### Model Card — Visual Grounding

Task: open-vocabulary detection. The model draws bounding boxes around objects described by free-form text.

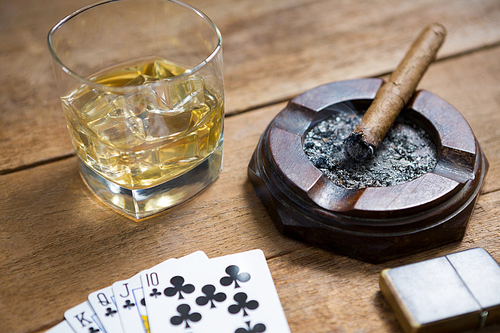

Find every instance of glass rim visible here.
[47,0,223,93]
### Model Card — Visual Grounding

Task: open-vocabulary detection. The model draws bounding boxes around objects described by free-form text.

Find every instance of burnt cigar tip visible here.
[343,133,375,164]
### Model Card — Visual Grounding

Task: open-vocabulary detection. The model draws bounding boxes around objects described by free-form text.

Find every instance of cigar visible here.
[335,23,447,166]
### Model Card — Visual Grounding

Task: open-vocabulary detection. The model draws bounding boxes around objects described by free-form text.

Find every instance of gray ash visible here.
[303,111,437,189]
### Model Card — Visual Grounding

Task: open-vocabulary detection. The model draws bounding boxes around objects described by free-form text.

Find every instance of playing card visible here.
[46,320,75,333]
[140,251,210,333]
[108,252,207,333]
[133,284,150,333]
[203,249,290,333]
[112,273,148,333]
[88,286,124,333]
[65,301,106,333]
[141,249,290,333]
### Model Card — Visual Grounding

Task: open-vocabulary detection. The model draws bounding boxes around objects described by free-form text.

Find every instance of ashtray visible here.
[248,78,488,263]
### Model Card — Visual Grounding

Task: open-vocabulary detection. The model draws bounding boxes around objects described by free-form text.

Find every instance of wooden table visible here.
[1,0,500,332]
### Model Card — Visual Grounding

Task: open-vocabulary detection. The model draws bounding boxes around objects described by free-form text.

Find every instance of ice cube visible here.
[126,116,146,139]
[154,75,206,113]
[173,76,205,111]
[155,131,199,167]
[88,137,128,177]
[63,86,98,112]
[92,118,142,148]
[124,90,161,117]
[83,93,118,122]
[106,95,129,118]
[143,110,193,141]
[125,74,146,86]
[153,59,184,78]
[88,96,147,148]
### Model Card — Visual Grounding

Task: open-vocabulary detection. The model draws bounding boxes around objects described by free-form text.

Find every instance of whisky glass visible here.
[48,0,224,219]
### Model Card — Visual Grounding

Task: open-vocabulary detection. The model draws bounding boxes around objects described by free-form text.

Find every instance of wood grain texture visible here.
[3,45,500,332]
[1,0,500,332]
[1,0,500,172]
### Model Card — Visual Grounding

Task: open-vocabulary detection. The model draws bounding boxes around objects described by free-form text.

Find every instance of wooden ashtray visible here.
[248,78,488,263]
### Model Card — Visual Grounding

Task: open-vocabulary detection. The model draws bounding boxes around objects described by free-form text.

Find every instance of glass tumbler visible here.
[48,0,224,219]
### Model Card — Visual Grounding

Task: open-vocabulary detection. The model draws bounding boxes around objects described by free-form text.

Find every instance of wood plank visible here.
[1,0,500,172]
[216,0,500,111]
[0,101,306,333]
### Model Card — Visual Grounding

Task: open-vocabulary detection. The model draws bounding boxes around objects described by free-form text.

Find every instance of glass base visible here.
[79,145,223,219]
